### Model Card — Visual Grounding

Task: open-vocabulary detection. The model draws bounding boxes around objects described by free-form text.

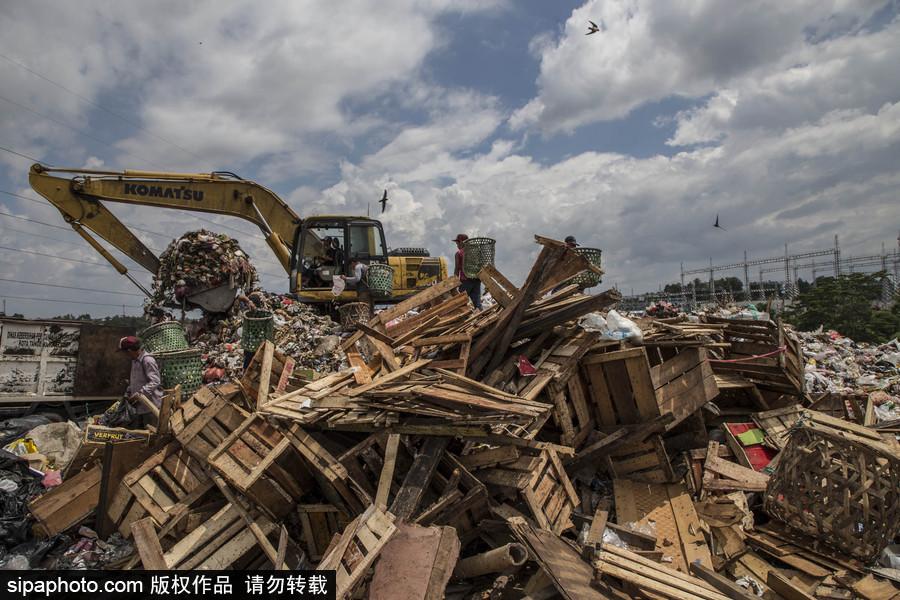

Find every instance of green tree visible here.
[785,271,899,343]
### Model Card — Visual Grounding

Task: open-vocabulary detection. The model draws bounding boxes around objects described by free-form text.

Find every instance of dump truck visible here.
[0,317,133,420]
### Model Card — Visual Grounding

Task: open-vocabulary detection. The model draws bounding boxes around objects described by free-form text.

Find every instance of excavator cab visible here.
[291,217,388,302]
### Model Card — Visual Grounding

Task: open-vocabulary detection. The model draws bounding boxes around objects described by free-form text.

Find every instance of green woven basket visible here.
[154,349,203,397]
[241,310,274,352]
[571,247,602,289]
[462,237,495,279]
[139,321,188,354]
[367,263,394,299]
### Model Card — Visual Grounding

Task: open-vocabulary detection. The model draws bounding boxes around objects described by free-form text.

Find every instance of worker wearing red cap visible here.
[453,234,483,311]
[116,336,162,428]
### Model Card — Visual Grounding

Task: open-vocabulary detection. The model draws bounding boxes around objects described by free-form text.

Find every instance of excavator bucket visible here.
[185,284,238,313]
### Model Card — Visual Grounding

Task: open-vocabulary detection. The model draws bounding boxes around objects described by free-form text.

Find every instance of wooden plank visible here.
[131,517,167,570]
[375,433,400,508]
[256,341,275,410]
[667,483,713,567]
[389,436,449,519]
[345,358,431,397]
[766,570,817,600]
[689,562,759,600]
[510,518,610,600]
[28,464,102,536]
[346,351,373,385]
[595,550,728,600]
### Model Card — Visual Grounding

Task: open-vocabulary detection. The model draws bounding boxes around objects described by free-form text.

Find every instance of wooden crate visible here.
[605,434,675,484]
[242,341,296,410]
[763,423,900,561]
[414,453,490,544]
[286,424,371,517]
[703,316,804,397]
[173,383,305,519]
[317,504,398,600]
[206,413,306,518]
[297,504,352,562]
[651,347,719,431]
[614,478,712,574]
[161,501,297,569]
[29,463,101,537]
[546,371,595,449]
[476,446,578,534]
[107,441,213,537]
[582,347,660,428]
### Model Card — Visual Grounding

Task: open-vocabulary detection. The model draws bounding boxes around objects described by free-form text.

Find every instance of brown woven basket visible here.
[763,422,900,561]
[339,302,372,329]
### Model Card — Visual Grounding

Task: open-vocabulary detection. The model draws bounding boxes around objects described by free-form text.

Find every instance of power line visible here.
[0,145,50,166]
[0,188,56,207]
[0,93,169,171]
[0,224,87,246]
[0,277,144,297]
[0,209,71,230]
[0,245,110,266]
[0,52,217,171]
[0,294,142,308]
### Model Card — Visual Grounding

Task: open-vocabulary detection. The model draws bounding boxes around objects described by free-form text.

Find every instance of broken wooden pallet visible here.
[317,504,398,600]
[107,440,213,537]
[206,413,306,518]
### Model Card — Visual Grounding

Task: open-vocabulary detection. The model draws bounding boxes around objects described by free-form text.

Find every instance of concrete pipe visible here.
[452,543,528,579]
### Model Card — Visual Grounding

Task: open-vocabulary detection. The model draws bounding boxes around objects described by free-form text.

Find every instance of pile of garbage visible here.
[192,290,349,382]
[799,329,900,414]
[148,230,257,309]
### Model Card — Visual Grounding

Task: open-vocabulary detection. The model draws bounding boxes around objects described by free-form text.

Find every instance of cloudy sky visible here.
[1,0,898,319]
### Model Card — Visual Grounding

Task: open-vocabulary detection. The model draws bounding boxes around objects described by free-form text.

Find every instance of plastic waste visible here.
[331,277,346,296]
[578,310,644,342]
[0,555,29,570]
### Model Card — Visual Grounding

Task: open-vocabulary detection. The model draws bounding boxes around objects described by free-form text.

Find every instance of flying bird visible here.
[714,215,727,231]
[587,21,600,35]
[379,190,388,213]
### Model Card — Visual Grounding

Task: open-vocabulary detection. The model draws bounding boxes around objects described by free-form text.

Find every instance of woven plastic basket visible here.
[367,263,394,299]
[139,321,188,354]
[241,310,274,352]
[154,349,203,397]
[763,422,900,561]
[339,302,372,329]
[570,247,603,289]
[462,237,495,279]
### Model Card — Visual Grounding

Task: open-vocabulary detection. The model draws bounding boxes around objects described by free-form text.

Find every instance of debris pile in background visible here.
[148,230,257,309]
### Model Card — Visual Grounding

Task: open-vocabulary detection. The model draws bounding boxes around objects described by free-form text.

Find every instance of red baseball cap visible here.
[452,234,469,242]
[117,336,140,352]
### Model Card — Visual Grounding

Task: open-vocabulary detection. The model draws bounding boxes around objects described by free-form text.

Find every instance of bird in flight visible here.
[379,190,388,213]
[587,21,600,35]
[714,215,727,231]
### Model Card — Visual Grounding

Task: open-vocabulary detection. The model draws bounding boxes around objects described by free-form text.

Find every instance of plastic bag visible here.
[331,277,346,296]
[605,310,644,342]
[0,416,51,448]
[99,399,139,429]
[578,311,643,342]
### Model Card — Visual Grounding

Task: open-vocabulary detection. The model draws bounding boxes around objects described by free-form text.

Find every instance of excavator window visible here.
[349,223,386,261]
[300,225,344,288]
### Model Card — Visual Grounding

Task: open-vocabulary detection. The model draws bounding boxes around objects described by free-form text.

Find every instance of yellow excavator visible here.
[28,164,447,312]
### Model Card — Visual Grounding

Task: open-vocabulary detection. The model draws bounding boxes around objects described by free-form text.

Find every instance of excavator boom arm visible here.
[28,164,302,275]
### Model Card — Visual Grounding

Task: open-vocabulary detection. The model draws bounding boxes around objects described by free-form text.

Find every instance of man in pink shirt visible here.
[453,234,483,310]
[117,336,162,428]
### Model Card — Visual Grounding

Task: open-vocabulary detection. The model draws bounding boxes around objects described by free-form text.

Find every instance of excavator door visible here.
[291,217,388,303]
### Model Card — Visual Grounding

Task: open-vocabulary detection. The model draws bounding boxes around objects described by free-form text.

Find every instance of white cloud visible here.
[513,0,891,136]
